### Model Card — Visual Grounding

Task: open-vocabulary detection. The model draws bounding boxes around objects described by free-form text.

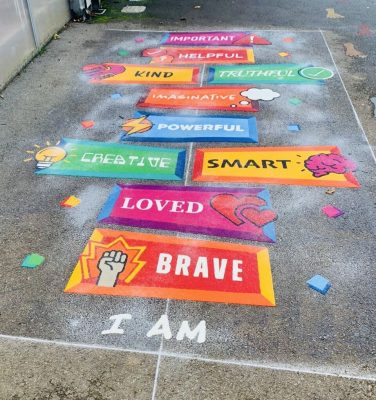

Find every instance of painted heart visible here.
[210,194,266,226]
[142,48,167,57]
[240,208,278,227]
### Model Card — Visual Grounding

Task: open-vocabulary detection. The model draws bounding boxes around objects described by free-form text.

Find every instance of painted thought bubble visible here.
[240,88,280,101]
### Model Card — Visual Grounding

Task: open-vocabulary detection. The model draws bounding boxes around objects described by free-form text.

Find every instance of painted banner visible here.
[208,64,334,85]
[82,63,200,85]
[160,32,271,46]
[98,185,277,242]
[192,146,360,188]
[65,228,275,306]
[142,47,255,64]
[137,87,260,112]
[34,138,185,181]
[120,112,258,142]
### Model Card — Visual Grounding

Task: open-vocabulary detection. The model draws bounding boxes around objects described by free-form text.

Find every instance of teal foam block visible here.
[117,49,129,56]
[289,98,302,106]
[21,253,45,269]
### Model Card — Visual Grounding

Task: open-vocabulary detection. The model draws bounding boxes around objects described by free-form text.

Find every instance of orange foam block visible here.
[81,120,94,129]
[60,196,81,208]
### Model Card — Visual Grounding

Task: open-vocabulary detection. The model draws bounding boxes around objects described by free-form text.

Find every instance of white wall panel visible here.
[0,0,70,90]
[28,0,70,46]
[0,0,36,87]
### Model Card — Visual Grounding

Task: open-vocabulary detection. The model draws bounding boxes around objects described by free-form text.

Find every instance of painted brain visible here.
[82,64,125,80]
[304,153,357,178]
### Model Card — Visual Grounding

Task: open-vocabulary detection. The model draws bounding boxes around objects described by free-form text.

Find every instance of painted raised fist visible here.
[97,251,127,288]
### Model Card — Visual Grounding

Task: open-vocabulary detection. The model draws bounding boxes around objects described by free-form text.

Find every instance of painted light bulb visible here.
[35,146,66,169]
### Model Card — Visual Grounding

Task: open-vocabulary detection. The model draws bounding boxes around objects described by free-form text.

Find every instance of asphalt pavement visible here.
[0,1,375,399]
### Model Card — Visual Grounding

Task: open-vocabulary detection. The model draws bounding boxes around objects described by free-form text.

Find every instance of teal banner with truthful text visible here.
[208,64,333,84]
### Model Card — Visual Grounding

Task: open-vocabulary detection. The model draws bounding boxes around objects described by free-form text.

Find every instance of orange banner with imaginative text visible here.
[137,86,260,112]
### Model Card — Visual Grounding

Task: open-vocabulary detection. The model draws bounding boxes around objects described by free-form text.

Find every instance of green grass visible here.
[90,0,152,23]
[37,44,48,56]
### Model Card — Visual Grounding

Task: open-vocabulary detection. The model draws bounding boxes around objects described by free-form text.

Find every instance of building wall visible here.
[0,0,70,90]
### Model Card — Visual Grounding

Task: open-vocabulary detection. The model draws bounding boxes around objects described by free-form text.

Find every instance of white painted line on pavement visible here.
[0,333,375,383]
[0,333,159,355]
[199,64,206,87]
[165,351,376,383]
[151,299,170,400]
[183,64,206,185]
[184,143,193,185]
[320,29,376,164]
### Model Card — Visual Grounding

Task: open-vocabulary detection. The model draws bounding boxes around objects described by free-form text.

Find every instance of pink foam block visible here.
[322,205,344,218]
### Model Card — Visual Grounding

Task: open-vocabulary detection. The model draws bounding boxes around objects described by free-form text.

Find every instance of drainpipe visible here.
[24,0,40,49]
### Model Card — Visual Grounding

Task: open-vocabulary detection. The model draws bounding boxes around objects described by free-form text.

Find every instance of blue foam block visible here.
[288,123,301,132]
[306,275,331,295]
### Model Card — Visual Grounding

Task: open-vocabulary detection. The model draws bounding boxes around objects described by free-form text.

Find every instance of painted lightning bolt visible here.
[122,116,153,135]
